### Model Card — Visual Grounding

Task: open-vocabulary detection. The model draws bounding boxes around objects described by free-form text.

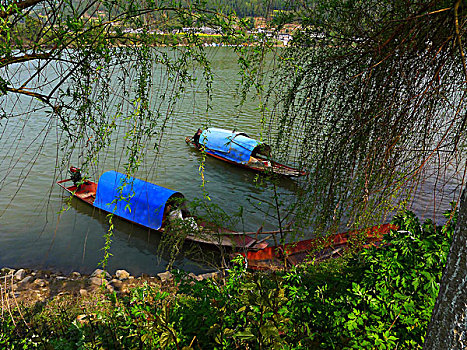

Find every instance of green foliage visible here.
[0,210,456,349]
[266,0,467,237]
[74,286,176,349]
[317,209,455,349]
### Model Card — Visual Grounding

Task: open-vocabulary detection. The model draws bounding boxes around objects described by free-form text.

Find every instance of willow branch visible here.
[4,86,58,110]
[454,0,467,81]
[0,0,45,19]
[0,51,54,69]
[452,0,467,150]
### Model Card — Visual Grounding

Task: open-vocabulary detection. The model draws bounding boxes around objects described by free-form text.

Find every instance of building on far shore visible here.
[181,27,222,35]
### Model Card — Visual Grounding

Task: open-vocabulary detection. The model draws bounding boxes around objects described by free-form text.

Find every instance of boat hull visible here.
[185,137,306,177]
[240,223,397,270]
[57,173,269,250]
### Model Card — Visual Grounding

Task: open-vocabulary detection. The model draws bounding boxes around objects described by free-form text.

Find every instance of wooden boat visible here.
[185,127,306,177]
[239,223,397,270]
[57,168,270,250]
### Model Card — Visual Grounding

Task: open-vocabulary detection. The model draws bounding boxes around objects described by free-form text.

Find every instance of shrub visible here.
[0,209,455,349]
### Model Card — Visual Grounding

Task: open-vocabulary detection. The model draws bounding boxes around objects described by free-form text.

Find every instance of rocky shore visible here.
[0,267,221,307]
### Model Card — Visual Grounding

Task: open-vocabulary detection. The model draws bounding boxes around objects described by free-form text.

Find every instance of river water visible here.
[0,48,464,276]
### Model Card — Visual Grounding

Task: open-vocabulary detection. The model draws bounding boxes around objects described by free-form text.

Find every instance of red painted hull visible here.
[241,223,397,270]
[57,179,97,205]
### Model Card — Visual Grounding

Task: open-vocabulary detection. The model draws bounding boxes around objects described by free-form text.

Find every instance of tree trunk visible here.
[424,187,467,349]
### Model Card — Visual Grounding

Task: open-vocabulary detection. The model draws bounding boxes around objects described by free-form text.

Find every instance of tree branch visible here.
[5,86,58,112]
[0,51,54,69]
[454,0,467,80]
[0,0,45,19]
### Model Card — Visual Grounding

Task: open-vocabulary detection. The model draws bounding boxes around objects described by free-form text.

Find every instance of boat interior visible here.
[69,181,97,204]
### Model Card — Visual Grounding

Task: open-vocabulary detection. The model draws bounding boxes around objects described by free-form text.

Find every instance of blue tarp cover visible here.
[199,127,261,164]
[94,171,182,230]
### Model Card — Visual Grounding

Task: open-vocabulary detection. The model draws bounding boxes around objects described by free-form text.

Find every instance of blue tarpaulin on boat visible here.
[199,127,262,164]
[94,171,183,230]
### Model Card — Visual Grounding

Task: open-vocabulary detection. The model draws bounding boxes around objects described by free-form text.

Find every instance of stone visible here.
[19,276,33,285]
[56,276,67,280]
[110,279,123,290]
[14,269,26,281]
[188,273,203,281]
[70,272,81,279]
[79,289,88,297]
[91,269,111,279]
[157,271,173,283]
[115,269,130,281]
[89,277,107,286]
[34,279,47,287]
[34,271,50,280]
[197,272,221,280]
[106,284,115,293]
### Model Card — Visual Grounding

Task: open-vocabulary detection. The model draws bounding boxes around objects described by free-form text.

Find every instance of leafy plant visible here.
[0,210,456,349]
